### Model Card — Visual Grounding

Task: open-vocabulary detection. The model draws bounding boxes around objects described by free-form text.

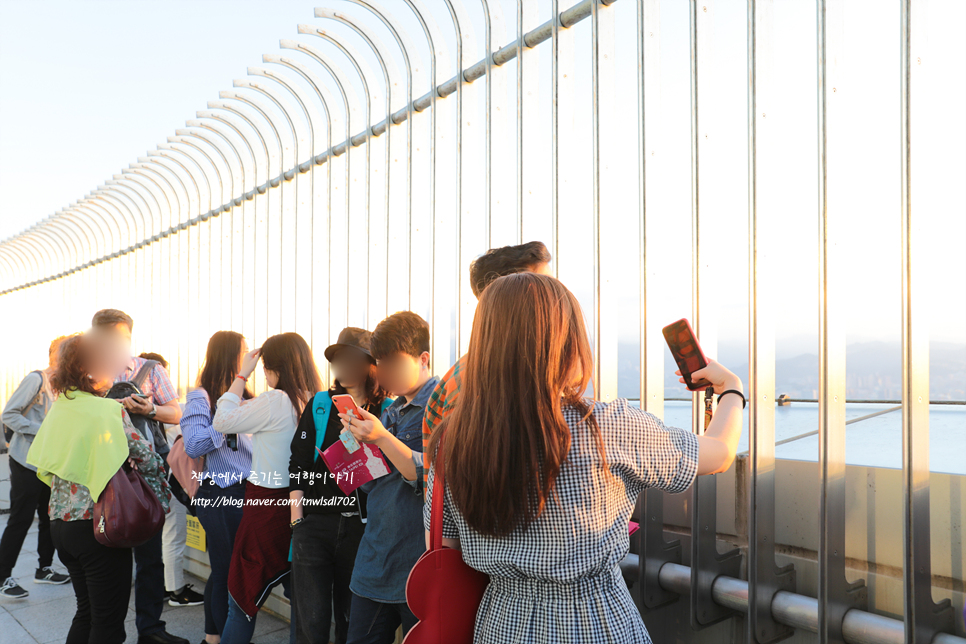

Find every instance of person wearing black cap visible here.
[287,327,394,644]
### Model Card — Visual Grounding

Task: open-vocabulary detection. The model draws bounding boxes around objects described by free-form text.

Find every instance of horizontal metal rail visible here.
[619,554,966,644]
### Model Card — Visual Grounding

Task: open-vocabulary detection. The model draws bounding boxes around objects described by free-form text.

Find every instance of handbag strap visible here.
[429,428,447,551]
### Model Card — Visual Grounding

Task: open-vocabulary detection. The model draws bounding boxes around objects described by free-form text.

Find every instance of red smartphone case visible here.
[662,318,712,391]
[332,394,363,418]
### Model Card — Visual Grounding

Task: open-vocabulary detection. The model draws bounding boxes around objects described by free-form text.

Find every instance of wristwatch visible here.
[147,404,158,418]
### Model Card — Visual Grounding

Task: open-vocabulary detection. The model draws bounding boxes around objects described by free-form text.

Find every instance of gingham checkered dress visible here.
[423,397,700,644]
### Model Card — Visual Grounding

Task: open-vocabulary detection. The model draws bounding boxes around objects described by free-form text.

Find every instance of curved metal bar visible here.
[10,235,53,283]
[70,203,115,258]
[47,218,88,269]
[308,12,400,319]
[24,227,66,281]
[264,43,351,332]
[165,139,227,212]
[146,153,202,225]
[172,132,236,207]
[284,31,371,330]
[61,210,104,264]
[400,0,445,353]
[217,92,289,176]
[137,157,194,226]
[0,240,37,286]
[36,219,78,270]
[207,101,279,185]
[153,147,212,217]
[343,0,422,309]
[196,110,264,189]
[125,165,180,233]
[91,190,136,250]
[106,179,154,242]
[241,69,320,336]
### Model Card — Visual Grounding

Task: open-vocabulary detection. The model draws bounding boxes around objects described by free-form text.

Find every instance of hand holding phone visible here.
[332,395,364,453]
[662,318,712,391]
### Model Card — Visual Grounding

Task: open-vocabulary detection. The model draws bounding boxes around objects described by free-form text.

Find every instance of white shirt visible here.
[213,389,299,489]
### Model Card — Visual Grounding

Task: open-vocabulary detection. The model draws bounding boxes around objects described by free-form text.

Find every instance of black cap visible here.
[323,327,376,363]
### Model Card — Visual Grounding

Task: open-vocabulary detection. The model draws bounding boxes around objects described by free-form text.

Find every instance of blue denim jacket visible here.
[349,375,440,603]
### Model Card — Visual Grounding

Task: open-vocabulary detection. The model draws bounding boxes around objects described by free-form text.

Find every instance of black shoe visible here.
[168,583,204,607]
[34,566,71,584]
[0,577,28,599]
[138,630,190,644]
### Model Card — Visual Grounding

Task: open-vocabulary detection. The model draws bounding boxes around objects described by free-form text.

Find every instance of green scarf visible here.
[26,390,129,501]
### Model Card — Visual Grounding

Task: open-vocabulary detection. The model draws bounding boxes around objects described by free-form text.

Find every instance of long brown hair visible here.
[260,332,321,415]
[197,331,253,407]
[428,272,608,538]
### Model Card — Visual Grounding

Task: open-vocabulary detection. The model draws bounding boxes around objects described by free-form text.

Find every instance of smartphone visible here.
[332,394,363,420]
[133,393,151,400]
[662,318,712,391]
[332,395,363,453]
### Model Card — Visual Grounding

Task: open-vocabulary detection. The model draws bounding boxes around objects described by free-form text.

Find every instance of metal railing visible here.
[0,1,961,643]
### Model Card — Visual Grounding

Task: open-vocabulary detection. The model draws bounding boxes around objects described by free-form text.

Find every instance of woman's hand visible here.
[675,358,742,395]
[239,348,261,378]
[339,407,390,445]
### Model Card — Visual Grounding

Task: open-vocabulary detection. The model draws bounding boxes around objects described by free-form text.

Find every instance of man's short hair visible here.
[370,311,430,361]
[139,352,168,370]
[92,308,133,331]
[469,241,552,298]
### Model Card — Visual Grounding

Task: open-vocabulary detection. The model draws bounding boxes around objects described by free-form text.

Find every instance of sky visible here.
[0,0,963,360]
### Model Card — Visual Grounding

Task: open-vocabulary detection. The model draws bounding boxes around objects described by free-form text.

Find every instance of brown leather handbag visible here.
[93,460,166,548]
[403,430,489,644]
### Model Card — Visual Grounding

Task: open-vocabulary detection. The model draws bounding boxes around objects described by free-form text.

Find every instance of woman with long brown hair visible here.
[180,331,255,644]
[212,332,321,644]
[424,272,744,643]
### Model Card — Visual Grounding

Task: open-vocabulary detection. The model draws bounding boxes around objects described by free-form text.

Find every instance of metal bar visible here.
[747,2,796,641]
[635,0,680,613]
[816,2,869,639]
[619,556,966,644]
[899,0,954,640]
[688,0,742,629]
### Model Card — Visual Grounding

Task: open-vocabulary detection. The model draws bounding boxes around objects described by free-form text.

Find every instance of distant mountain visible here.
[617,340,966,401]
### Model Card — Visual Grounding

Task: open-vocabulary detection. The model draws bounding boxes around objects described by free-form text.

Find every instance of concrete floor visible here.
[0,512,293,644]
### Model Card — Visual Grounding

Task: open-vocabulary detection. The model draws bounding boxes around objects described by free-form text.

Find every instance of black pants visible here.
[51,518,132,644]
[345,593,418,644]
[133,519,167,635]
[0,457,56,580]
[291,513,365,644]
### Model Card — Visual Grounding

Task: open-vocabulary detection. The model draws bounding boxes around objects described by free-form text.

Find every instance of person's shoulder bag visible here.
[403,428,489,644]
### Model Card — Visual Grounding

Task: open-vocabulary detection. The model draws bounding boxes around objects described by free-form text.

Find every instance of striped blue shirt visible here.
[181,388,253,488]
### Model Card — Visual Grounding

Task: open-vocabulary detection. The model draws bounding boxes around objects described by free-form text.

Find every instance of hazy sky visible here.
[1,0,963,354]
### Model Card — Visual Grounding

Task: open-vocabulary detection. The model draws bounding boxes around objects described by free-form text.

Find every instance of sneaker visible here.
[167,583,204,607]
[0,577,29,599]
[34,566,71,584]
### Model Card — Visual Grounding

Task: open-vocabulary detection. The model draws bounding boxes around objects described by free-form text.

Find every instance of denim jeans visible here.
[222,577,290,644]
[345,593,418,644]
[291,513,365,644]
[194,480,246,636]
